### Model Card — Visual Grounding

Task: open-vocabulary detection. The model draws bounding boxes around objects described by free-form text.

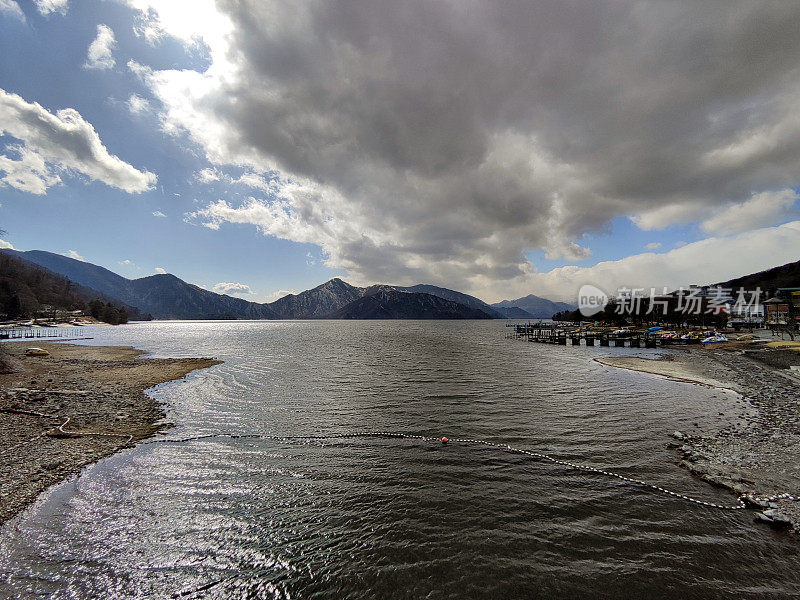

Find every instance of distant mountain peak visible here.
[491,293,576,319]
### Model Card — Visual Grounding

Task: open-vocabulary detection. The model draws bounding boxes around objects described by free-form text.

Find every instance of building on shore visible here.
[764,288,800,336]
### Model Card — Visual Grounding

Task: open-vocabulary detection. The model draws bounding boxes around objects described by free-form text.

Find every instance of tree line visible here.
[0,253,131,324]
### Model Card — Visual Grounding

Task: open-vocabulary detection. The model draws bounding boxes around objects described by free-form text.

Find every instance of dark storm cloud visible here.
[152,0,800,288]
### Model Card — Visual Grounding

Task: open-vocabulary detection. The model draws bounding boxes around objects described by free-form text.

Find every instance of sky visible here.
[1,1,799,303]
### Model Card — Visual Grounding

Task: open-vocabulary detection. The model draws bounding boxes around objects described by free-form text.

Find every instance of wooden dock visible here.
[508,323,701,348]
[0,327,89,341]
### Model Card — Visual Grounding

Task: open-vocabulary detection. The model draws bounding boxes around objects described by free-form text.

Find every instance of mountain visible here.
[2,249,137,305]
[0,249,495,320]
[0,252,148,322]
[128,274,279,320]
[329,288,494,319]
[491,305,534,319]
[716,259,800,294]
[269,278,365,319]
[1,250,277,320]
[492,294,576,319]
[394,284,505,318]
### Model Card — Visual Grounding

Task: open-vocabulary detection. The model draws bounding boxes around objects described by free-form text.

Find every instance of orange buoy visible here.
[441,437,448,445]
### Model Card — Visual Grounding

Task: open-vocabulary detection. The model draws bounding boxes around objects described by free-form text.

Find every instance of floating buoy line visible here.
[2,409,795,512]
[144,431,799,511]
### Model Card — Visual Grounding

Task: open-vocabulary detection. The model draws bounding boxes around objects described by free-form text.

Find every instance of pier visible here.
[0,327,90,341]
[508,323,703,348]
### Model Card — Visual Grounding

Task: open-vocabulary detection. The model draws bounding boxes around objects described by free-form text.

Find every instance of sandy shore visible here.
[597,348,800,531]
[0,342,220,524]
[594,354,731,388]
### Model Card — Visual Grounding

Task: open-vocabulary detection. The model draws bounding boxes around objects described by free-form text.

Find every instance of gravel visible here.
[0,342,220,524]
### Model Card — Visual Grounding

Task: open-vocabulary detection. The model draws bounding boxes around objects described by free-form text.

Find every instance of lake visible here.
[1,320,798,599]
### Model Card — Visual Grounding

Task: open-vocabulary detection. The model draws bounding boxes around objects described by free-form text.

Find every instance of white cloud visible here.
[645,242,661,250]
[84,24,116,70]
[195,167,220,183]
[701,189,799,235]
[124,0,230,49]
[117,259,140,270]
[231,171,278,192]
[267,289,294,301]
[152,210,166,217]
[212,281,253,296]
[0,238,15,250]
[194,168,279,192]
[64,250,84,260]
[0,144,61,194]
[0,88,156,194]
[633,189,800,235]
[479,221,800,303]
[127,94,151,115]
[154,267,167,274]
[34,0,67,16]
[126,60,152,82]
[630,204,709,231]
[0,0,25,21]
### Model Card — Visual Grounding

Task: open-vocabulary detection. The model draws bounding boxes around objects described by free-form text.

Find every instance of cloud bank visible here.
[489,221,800,302]
[129,1,800,294]
[0,89,156,194]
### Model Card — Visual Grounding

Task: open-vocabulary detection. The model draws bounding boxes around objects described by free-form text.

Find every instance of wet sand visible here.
[594,354,730,388]
[598,348,800,531]
[0,342,220,524]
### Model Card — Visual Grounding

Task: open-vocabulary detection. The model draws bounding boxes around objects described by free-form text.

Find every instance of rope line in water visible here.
[144,431,799,510]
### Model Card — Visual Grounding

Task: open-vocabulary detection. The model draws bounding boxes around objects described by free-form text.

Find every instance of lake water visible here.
[1,320,798,599]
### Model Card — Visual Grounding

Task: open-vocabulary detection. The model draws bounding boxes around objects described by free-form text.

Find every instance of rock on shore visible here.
[606,347,800,532]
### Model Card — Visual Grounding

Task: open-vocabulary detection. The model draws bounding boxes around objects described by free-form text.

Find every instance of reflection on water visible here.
[1,321,798,599]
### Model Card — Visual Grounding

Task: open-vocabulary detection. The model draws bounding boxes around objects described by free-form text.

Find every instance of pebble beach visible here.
[0,342,220,524]
[599,346,800,531]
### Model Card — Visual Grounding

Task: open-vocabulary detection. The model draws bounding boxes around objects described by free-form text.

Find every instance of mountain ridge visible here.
[0,252,149,322]
[0,250,498,320]
[716,259,800,294]
[394,284,505,318]
[330,288,493,319]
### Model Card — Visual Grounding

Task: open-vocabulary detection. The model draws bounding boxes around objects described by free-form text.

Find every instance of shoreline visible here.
[0,342,221,524]
[597,348,800,531]
[593,354,731,389]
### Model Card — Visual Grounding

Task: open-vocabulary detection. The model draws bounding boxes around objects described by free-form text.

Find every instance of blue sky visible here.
[0,1,344,300]
[1,1,799,303]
